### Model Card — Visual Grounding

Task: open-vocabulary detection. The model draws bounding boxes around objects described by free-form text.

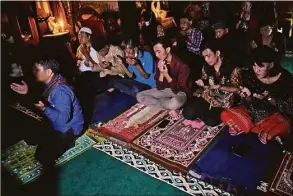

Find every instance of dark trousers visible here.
[182,97,223,126]
[107,78,151,97]
[75,71,103,128]
[32,127,75,169]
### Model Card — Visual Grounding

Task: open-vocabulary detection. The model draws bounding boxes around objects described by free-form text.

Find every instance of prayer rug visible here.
[131,114,224,174]
[269,151,293,196]
[1,134,96,184]
[91,90,137,125]
[98,104,169,143]
[93,140,231,196]
[10,103,43,121]
[189,129,283,194]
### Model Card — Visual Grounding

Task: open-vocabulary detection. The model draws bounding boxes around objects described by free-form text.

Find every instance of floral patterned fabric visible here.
[197,60,242,108]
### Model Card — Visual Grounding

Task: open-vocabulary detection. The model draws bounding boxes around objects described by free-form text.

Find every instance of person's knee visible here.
[136,91,147,103]
[165,97,186,110]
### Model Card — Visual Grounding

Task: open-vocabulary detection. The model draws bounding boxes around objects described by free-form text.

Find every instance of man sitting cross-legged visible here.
[136,36,190,117]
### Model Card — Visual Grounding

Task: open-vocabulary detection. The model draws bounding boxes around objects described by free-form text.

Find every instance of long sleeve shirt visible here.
[186,27,203,55]
[43,74,84,135]
[155,55,190,94]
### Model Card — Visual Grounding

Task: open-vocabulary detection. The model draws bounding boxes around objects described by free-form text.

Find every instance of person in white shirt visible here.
[75,27,102,127]
[76,27,99,72]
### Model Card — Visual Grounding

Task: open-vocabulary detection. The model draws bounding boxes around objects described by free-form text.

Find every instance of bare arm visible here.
[219,86,241,93]
[135,62,150,79]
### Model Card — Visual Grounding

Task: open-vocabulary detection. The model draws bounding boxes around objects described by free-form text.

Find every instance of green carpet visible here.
[281,54,293,74]
[58,148,188,196]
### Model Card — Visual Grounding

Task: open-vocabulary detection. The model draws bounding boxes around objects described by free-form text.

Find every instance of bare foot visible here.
[189,120,205,129]
[107,88,115,92]
[169,110,179,118]
[183,119,192,126]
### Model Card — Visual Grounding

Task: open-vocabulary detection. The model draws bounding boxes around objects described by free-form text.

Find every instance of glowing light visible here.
[59,20,64,32]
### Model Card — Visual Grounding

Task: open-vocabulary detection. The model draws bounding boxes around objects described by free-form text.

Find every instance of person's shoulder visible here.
[111,45,123,52]
[280,69,293,79]
[191,27,201,33]
[52,84,73,97]
[141,51,153,59]
[173,54,188,68]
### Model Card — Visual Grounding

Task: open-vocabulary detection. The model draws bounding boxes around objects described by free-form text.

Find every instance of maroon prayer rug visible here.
[97,104,168,143]
[131,114,224,174]
[269,151,293,196]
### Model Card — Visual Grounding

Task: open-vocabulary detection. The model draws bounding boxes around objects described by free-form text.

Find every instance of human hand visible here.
[251,40,257,49]
[114,55,124,64]
[10,81,28,95]
[253,91,269,100]
[66,42,73,53]
[158,60,168,75]
[193,90,202,97]
[195,79,204,87]
[239,86,251,98]
[180,31,186,36]
[34,101,46,111]
[262,91,270,98]
[208,79,221,89]
[270,42,279,52]
[85,60,94,67]
[100,61,111,69]
[126,58,139,66]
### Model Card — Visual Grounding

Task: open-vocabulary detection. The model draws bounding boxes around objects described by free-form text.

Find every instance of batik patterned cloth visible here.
[93,140,231,196]
[99,104,169,143]
[131,114,224,173]
[269,151,293,196]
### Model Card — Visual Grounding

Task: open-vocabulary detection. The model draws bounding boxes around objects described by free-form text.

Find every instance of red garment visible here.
[155,55,190,95]
[221,106,291,140]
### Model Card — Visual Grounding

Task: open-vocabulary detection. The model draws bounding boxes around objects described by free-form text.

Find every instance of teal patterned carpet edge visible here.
[92,140,231,196]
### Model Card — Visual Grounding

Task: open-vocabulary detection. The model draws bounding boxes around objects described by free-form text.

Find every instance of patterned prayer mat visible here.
[1,134,96,184]
[10,103,43,121]
[269,151,293,196]
[190,129,284,194]
[91,90,137,124]
[131,114,224,174]
[96,104,169,143]
[93,140,231,196]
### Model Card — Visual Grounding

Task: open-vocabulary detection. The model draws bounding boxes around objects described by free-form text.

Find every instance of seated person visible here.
[178,15,204,80]
[212,20,249,67]
[250,18,286,63]
[221,46,292,144]
[137,36,190,117]
[182,39,242,127]
[179,15,203,55]
[75,27,99,73]
[10,56,84,170]
[106,38,156,97]
[89,36,133,80]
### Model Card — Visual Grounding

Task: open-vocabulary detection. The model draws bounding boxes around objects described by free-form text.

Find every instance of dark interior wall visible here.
[118,1,140,43]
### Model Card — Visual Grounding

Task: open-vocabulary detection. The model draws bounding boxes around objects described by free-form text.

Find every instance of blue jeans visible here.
[108,78,151,97]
